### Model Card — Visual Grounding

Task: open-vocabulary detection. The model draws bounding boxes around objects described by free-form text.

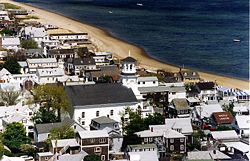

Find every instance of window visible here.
[144,138,148,142]
[170,139,174,143]
[143,81,145,84]
[99,138,106,143]
[153,81,155,84]
[170,145,174,151]
[172,92,176,95]
[125,118,128,122]
[138,82,140,84]
[149,137,153,142]
[101,155,105,161]
[125,109,128,114]
[45,157,49,160]
[82,112,85,118]
[82,121,85,125]
[74,125,76,129]
[110,110,114,116]
[180,145,184,150]
[90,139,95,143]
[22,119,27,123]
[95,147,101,153]
[29,112,32,116]
[180,138,184,143]
[96,111,99,117]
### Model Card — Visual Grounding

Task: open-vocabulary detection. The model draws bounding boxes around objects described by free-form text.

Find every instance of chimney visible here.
[0,36,2,50]
[151,127,153,132]
[213,150,216,154]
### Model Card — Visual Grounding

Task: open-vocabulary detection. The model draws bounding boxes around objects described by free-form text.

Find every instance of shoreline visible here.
[2,0,249,89]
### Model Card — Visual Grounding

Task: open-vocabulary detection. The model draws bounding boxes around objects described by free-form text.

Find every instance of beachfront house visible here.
[48,48,77,61]
[49,33,89,45]
[20,26,49,47]
[195,81,217,102]
[179,70,200,83]
[65,83,139,130]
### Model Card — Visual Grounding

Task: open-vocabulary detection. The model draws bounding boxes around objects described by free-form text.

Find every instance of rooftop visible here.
[65,84,138,107]
[196,82,215,90]
[122,56,136,63]
[212,111,234,124]
[187,150,230,160]
[26,58,57,64]
[180,70,200,79]
[138,76,158,82]
[211,130,239,140]
[138,86,169,93]
[78,130,109,139]
[92,116,118,124]
[74,58,95,66]
[51,139,79,148]
[37,68,65,77]
[235,115,250,129]
[163,129,185,138]
[172,98,190,110]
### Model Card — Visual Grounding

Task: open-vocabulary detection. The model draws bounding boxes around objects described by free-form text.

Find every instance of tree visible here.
[32,108,60,124]
[215,125,232,131]
[20,144,36,157]
[46,125,75,143]
[28,84,70,122]
[222,103,236,116]
[0,140,4,159]
[2,122,31,153]
[189,129,207,151]
[0,28,13,36]
[84,154,101,161]
[3,57,21,74]
[20,39,38,49]
[0,86,20,106]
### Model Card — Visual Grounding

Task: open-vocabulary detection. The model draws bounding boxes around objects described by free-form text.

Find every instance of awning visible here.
[233,91,249,96]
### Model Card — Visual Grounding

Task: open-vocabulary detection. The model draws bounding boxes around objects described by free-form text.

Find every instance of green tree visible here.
[0,86,20,106]
[215,125,232,131]
[0,28,13,36]
[0,140,4,159]
[32,108,60,124]
[46,125,75,144]
[84,154,101,161]
[222,103,236,116]
[2,122,31,153]
[189,129,206,151]
[20,39,38,49]
[20,144,36,157]
[29,84,70,122]
[3,57,21,74]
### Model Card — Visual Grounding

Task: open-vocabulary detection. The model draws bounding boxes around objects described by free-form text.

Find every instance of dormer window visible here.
[184,72,187,76]
[192,72,196,76]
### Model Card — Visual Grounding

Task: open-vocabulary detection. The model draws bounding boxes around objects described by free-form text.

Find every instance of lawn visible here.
[1,3,21,9]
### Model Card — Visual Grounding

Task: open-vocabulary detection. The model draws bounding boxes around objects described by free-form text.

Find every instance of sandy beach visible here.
[2,0,249,89]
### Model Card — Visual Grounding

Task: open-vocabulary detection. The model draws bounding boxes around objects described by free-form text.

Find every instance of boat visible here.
[108,11,113,14]
[136,3,143,6]
[233,39,240,42]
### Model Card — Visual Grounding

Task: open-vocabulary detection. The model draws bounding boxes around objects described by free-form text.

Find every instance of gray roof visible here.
[187,150,231,160]
[138,76,158,82]
[122,56,136,63]
[35,117,76,134]
[65,84,138,106]
[138,86,169,93]
[74,58,95,66]
[172,98,190,110]
[180,70,200,79]
[92,116,118,124]
[168,86,186,93]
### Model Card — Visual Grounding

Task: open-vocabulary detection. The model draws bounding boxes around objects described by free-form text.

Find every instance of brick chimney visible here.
[151,127,153,132]
[213,150,216,154]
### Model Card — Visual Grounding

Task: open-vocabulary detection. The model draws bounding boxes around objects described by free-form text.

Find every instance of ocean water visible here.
[15,0,249,80]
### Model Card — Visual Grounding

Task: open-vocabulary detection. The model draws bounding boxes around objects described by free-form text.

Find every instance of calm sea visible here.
[15,0,249,80]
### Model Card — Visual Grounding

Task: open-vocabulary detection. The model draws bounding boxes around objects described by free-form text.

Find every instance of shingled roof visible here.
[212,111,234,124]
[65,84,138,107]
[172,98,190,110]
[196,82,215,90]
[35,117,76,134]
[122,57,136,63]
[92,116,117,124]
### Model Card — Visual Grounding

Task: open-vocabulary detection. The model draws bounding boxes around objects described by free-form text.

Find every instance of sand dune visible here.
[2,0,249,89]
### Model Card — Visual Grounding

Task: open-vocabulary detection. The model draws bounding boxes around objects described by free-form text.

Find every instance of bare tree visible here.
[0,86,20,106]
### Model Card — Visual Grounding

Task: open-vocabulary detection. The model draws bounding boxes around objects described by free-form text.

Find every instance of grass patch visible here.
[18,16,39,21]
[0,3,21,9]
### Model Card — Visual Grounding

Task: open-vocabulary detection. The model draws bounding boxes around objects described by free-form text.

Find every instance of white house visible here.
[49,33,88,44]
[232,115,250,136]
[34,117,85,142]
[26,58,58,73]
[36,68,65,84]
[1,36,20,51]
[0,11,10,20]
[21,26,49,47]
[195,82,217,102]
[65,84,139,130]
[233,102,249,115]
[168,86,186,102]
